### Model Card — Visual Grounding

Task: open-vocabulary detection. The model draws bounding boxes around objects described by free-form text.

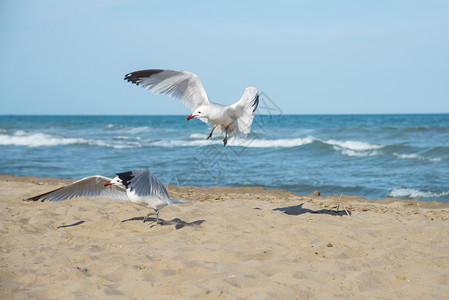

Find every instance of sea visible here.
[0,114,448,203]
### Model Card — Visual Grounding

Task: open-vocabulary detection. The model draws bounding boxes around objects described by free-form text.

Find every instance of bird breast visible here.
[126,189,168,210]
[207,104,233,125]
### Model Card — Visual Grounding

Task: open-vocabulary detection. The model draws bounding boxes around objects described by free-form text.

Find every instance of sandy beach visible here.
[1,175,449,299]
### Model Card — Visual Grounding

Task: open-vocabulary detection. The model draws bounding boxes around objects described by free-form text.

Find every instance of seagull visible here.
[24,169,180,224]
[124,69,259,146]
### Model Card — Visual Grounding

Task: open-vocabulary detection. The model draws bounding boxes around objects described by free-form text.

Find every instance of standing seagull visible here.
[25,169,177,224]
[124,69,259,146]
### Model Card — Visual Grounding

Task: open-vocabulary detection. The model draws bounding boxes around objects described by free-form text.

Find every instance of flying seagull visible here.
[124,69,259,146]
[25,169,179,224]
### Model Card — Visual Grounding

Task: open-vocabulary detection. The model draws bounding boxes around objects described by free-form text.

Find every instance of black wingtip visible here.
[251,93,259,113]
[116,170,135,188]
[23,197,40,202]
[124,69,165,85]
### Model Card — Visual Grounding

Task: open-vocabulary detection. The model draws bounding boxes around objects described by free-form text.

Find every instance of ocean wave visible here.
[103,124,153,133]
[114,136,142,141]
[323,139,383,157]
[184,136,382,152]
[338,149,380,157]
[393,153,442,162]
[84,140,140,149]
[0,132,87,147]
[0,131,387,153]
[126,126,154,134]
[155,136,383,151]
[244,137,315,148]
[14,130,27,136]
[0,131,141,149]
[389,188,449,199]
[151,136,316,148]
[104,124,122,130]
[325,139,383,151]
[190,133,208,139]
[152,137,230,147]
[398,126,449,133]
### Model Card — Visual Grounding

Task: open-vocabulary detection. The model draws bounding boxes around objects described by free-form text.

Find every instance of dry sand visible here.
[1,175,449,299]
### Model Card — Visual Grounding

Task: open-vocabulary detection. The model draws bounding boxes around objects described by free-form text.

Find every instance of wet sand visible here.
[1,175,449,299]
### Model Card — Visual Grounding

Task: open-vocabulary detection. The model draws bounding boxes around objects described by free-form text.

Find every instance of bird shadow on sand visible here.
[273,203,350,216]
[121,217,206,229]
[56,220,86,228]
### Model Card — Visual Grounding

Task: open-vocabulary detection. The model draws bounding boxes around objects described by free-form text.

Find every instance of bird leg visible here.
[155,209,160,224]
[206,125,218,140]
[143,212,152,223]
[143,209,160,224]
[223,126,228,146]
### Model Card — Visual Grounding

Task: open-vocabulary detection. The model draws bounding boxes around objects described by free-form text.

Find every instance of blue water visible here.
[0,114,448,202]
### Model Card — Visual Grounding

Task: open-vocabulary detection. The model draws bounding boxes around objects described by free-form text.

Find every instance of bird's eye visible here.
[198,111,201,113]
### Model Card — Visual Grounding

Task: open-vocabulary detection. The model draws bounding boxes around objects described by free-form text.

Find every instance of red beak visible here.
[186,114,197,121]
[103,182,112,187]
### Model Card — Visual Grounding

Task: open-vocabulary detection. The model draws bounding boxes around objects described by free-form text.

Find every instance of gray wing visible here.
[24,176,129,202]
[116,169,171,204]
[124,69,211,112]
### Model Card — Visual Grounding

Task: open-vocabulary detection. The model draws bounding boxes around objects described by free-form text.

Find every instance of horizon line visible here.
[1,112,448,117]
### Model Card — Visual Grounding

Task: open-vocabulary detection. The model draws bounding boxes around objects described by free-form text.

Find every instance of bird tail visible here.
[170,199,185,204]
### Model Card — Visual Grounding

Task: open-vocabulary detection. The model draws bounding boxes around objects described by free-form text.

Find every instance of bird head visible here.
[186,106,208,121]
[103,176,124,187]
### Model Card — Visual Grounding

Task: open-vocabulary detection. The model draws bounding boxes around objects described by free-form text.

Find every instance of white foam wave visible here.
[152,136,383,150]
[14,130,28,136]
[0,132,87,147]
[393,153,441,162]
[85,140,137,149]
[103,124,153,133]
[154,136,316,148]
[0,131,388,152]
[152,139,222,147]
[339,149,380,157]
[103,124,123,130]
[114,136,142,141]
[325,139,383,157]
[0,131,141,149]
[326,139,383,151]
[126,126,153,134]
[395,153,418,159]
[389,188,449,199]
[190,133,208,139]
[242,137,315,148]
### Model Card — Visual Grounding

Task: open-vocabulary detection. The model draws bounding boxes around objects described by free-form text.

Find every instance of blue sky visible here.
[1,0,448,115]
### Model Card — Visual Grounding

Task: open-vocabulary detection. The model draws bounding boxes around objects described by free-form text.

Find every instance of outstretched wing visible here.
[24,176,129,202]
[227,87,259,135]
[116,169,171,206]
[124,69,210,112]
